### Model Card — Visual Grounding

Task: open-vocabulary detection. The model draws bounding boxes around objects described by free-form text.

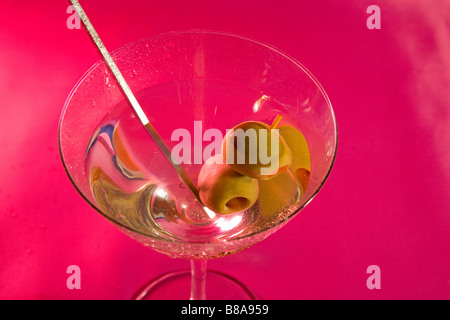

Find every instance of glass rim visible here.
[58,29,338,245]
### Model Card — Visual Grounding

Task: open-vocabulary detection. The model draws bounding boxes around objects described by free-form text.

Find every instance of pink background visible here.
[1,0,450,300]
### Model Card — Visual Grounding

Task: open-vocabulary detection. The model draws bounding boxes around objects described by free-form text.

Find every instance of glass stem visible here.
[190,260,207,300]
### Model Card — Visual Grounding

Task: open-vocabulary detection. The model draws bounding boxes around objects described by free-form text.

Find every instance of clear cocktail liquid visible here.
[85,79,303,257]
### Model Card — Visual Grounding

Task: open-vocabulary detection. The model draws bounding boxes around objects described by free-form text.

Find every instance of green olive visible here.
[222,121,291,180]
[198,154,259,214]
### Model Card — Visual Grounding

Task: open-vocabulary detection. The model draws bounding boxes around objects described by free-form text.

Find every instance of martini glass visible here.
[59,30,337,300]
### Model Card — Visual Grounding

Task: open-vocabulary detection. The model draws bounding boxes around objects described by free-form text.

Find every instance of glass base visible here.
[133,270,257,300]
